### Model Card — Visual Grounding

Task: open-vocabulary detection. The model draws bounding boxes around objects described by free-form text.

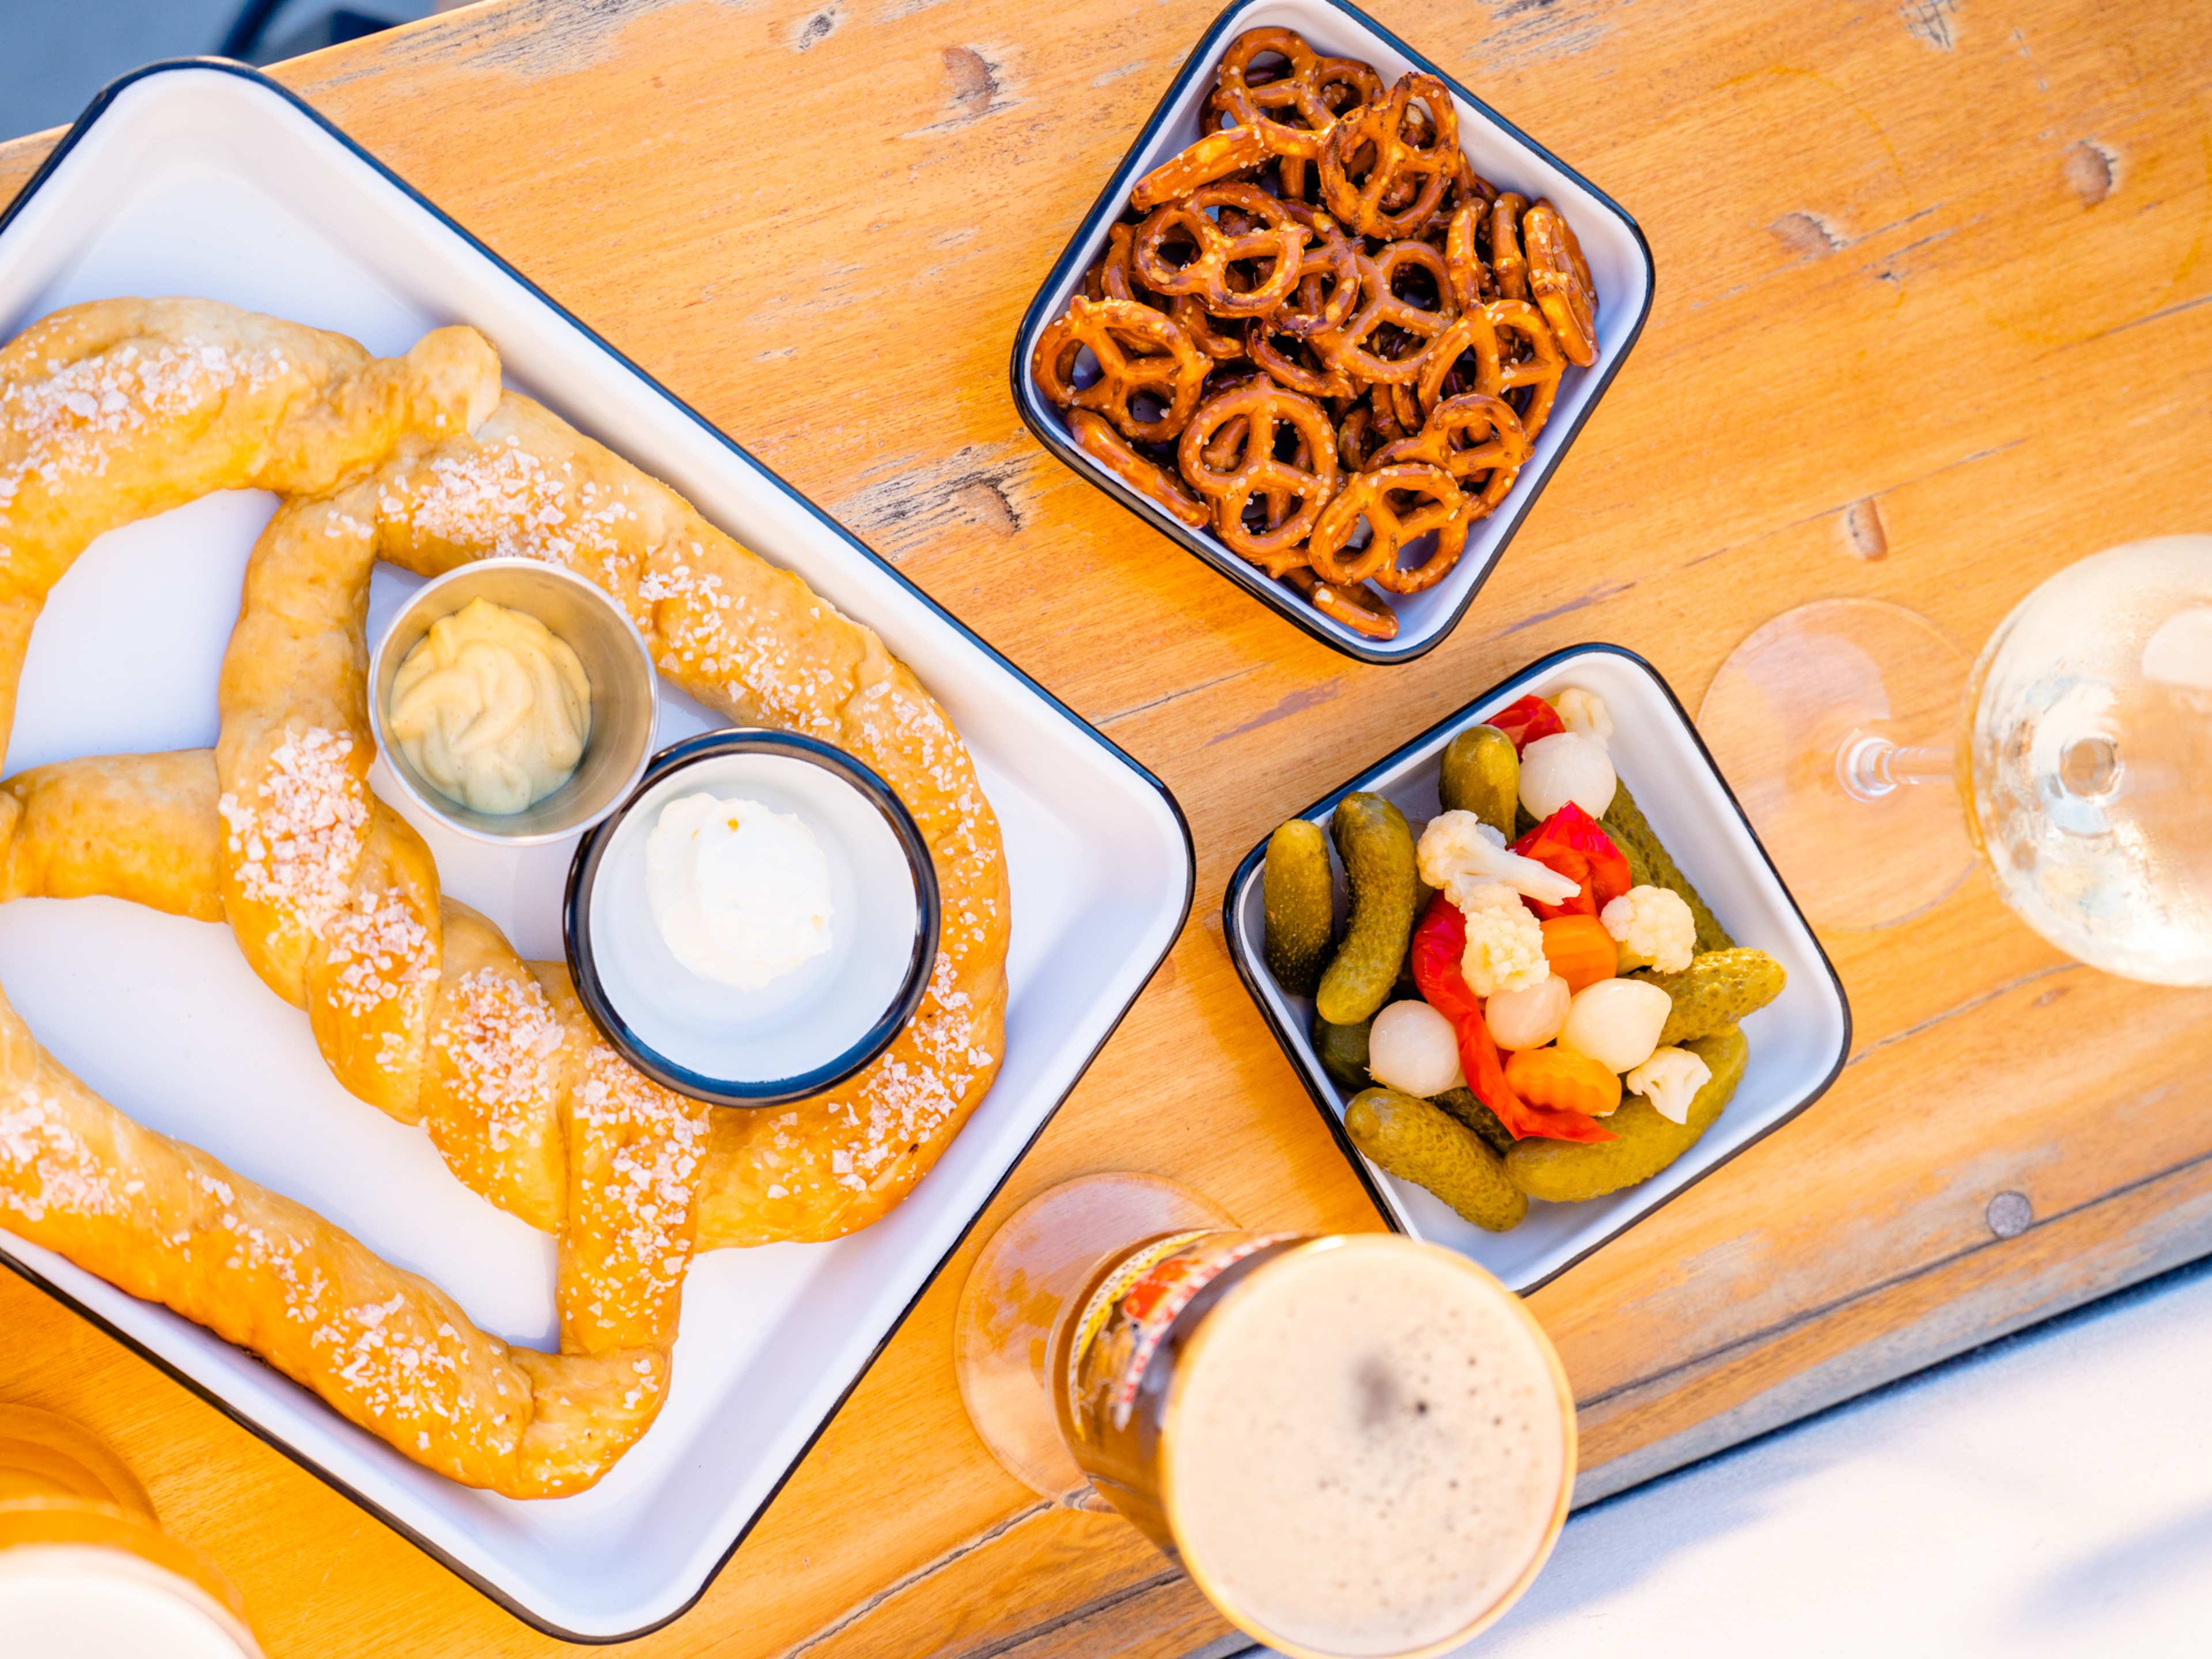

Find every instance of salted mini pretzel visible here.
[1283,565,1398,641]
[1443,200,1494,313]
[1306,460,1468,594]
[1335,383,1419,473]
[1214,26,1385,162]
[1177,380,1342,574]
[1081,225,1245,363]
[1247,315,1357,400]
[1375,391,1532,522]
[1068,408,1211,529]
[1523,196,1599,366]
[1032,295,1211,442]
[1416,297,1567,440]
[1487,191,1532,301]
[1319,73,1461,240]
[1313,237,1460,385]
[1129,125,1270,212]
[1133,184,1309,319]
[1270,202,1364,339]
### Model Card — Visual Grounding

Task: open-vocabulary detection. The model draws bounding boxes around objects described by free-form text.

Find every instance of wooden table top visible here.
[2,0,2208,1653]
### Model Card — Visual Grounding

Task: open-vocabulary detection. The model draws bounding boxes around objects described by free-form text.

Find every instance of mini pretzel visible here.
[1523,196,1599,366]
[1416,298,1566,439]
[1319,73,1460,238]
[1215,28,1385,161]
[1171,293,1247,360]
[1384,379,1424,438]
[1488,298,1566,438]
[1271,204,1363,339]
[1083,222,1157,308]
[1248,316,1356,399]
[1488,191,1531,301]
[1420,153,1498,246]
[1067,408,1210,529]
[1335,384,1417,471]
[1285,565,1398,641]
[1313,238,1459,384]
[1195,379,1327,569]
[1374,391,1531,520]
[1177,380,1341,571]
[1133,184,1308,319]
[1033,294,1211,442]
[1444,200,1494,312]
[1306,461,1468,593]
[1194,382,1309,553]
[1130,125,1269,211]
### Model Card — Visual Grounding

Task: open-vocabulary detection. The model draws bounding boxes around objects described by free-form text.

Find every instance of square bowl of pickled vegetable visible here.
[1223,643,1851,1292]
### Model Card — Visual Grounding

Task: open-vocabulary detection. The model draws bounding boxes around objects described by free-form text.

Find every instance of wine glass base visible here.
[1699,599,1976,933]
[954,1175,1234,1502]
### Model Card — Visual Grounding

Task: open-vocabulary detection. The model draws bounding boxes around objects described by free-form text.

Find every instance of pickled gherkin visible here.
[1315,793,1419,1027]
[1639,948,1786,1047]
[1610,825,1656,892]
[1263,819,1335,994]
[1312,1013,1373,1093]
[1344,1088,1528,1232]
[1504,1028,1748,1203]
[1601,780,1733,952]
[1438,725,1520,838]
[1432,1086,1516,1156]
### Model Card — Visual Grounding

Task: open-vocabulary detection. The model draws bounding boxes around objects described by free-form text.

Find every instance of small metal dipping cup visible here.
[368,559,658,844]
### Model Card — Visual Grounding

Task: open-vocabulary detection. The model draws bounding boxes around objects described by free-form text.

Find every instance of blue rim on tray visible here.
[1009,0,1658,665]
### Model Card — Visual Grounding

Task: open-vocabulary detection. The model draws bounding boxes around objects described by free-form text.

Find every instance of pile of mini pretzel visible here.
[1032,27,1599,642]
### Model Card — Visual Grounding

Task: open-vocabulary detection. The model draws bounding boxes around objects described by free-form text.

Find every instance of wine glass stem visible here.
[1837,732,1955,802]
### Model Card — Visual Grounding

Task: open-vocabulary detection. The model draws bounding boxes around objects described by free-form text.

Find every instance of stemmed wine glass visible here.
[1696,536,2212,982]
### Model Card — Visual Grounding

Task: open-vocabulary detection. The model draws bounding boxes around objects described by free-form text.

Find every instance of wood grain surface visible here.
[2,0,2209,1654]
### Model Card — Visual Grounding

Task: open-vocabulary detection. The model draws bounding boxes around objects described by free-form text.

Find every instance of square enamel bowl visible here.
[1224,645,1851,1291]
[566,731,940,1108]
[1009,0,1654,664]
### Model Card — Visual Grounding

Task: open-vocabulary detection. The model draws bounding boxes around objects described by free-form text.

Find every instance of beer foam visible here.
[1163,1237,1568,1657]
[0,1545,260,1658]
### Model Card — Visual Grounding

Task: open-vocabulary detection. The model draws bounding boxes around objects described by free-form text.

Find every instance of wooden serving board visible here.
[2,1,2208,1654]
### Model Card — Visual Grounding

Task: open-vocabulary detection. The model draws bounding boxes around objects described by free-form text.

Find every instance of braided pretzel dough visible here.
[0,301,1010,1494]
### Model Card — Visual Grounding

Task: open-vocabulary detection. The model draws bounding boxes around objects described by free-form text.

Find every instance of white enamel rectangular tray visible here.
[1225,646,1850,1291]
[1010,0,1655,664]
[0,62,1193,1641]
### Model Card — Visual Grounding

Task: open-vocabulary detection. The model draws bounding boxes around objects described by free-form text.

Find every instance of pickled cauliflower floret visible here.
[1626,1045,1713,1125]
[1454,882,1550,997]
[1418,810,1580,907]
[1518,732,1618,819]
[1601,885,1696,974]
[1553,687,1614,745]
[1559,976,1672,1074]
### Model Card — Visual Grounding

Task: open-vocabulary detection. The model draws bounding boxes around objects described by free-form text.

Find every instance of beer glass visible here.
[0,1403,262,1658]
[955,1177,1575,1659]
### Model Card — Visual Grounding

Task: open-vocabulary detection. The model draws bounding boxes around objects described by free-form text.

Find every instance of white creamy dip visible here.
[645,792,834,990]
[389,597,592,815]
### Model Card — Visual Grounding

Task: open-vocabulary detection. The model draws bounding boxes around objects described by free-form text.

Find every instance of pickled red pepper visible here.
[1410,894,1613,1144]
[1511,803,1633,920]
[1488,694,1566,753]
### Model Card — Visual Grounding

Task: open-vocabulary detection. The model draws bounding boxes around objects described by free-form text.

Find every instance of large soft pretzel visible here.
[0,300,1010,1494]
